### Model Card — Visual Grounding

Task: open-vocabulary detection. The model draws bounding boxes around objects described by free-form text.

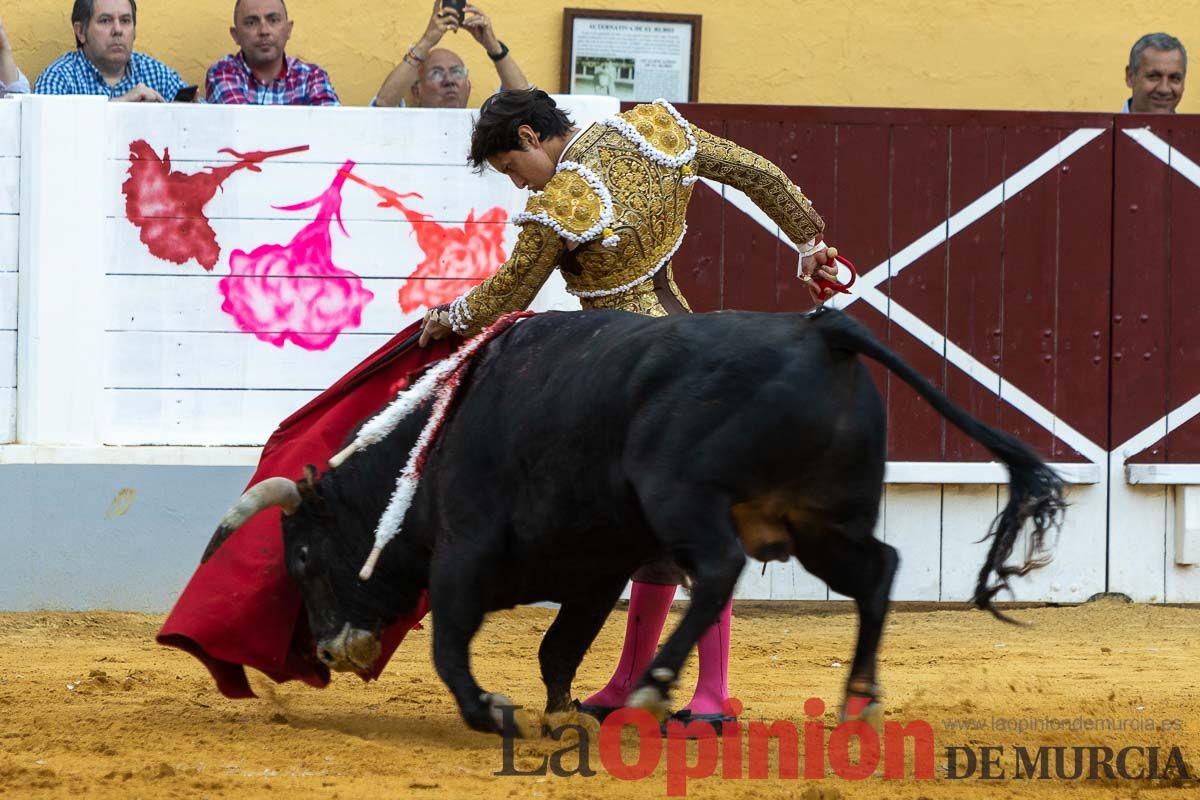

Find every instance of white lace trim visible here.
[601,98,698,169]
[358,317,526,578]
[567,223,687,299]
[448,295,473,334]
[512,161,614,245]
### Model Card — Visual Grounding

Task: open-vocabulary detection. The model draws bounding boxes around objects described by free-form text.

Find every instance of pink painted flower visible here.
[219,161,374,350]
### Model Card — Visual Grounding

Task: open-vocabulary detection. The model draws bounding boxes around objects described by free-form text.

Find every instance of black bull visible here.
[205,308,1065,734]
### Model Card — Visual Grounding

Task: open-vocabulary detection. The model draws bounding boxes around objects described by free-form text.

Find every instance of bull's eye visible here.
[297,545,308,565]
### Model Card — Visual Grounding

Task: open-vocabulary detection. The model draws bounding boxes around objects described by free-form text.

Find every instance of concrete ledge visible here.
[0,446,1101,484]
[1126,464,1200,485]
[884,461,1101,485]
[0,445,263,466]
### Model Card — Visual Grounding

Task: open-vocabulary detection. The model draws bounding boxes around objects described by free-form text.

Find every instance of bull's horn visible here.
[200,477,302,563]
[328,443,357,469]
[358,546,383,581]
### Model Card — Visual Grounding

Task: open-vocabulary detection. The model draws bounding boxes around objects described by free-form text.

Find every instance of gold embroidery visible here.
[690,124,824,245]
[618,103,691,158]
[527,169,605,238]
[457,103,824,335]
[461,223,564,333]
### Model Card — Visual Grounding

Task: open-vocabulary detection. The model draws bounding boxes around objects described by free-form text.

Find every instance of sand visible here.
[1,600,1198,799]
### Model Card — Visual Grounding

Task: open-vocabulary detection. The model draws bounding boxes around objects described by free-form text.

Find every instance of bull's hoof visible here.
[466,692,522,737]
[627,684,671,722]
[840,696,884,727]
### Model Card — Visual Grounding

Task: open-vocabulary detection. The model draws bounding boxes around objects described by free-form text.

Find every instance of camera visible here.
[441,0,466,24]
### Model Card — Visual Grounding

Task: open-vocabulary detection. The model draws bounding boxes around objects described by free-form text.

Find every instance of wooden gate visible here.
[633,103,1200,602]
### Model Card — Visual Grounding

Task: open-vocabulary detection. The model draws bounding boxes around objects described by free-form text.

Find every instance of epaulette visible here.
[514,162,619,246]
[605,99,698,173]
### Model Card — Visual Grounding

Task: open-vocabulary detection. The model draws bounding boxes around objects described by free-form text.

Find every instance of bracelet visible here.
[487,41,510,62]
[406,45,427,63]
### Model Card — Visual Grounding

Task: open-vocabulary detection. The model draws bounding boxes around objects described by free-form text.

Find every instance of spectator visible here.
[0,16,29,96]
[374,0,529,108]
[1124,32,1187,113]
[35,0,185,101]
[207,0,338,105]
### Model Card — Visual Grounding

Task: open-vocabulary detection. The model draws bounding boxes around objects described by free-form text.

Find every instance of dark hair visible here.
[468,89,575,172]
[1128,32,1187,73]
[72,0,138,48]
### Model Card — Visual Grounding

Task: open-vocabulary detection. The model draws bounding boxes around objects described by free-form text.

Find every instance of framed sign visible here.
[561,9,702,103]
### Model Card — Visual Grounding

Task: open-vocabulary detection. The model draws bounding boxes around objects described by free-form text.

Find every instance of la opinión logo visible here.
[495,697,936,796]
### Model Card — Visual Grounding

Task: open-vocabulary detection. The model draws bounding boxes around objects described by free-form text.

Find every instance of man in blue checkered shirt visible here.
[35,0,186,102]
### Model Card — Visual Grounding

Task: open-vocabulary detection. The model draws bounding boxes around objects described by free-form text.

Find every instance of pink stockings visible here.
[584,581,733,715]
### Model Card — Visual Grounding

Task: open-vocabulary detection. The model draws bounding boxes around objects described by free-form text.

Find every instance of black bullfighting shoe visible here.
[572,699,620,723]
[661,708,739,737]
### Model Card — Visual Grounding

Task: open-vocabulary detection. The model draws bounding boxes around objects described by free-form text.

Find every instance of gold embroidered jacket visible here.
[448,99,824,335]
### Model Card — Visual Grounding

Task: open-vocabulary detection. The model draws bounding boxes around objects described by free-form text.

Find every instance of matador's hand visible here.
[419,305,454,347]
[799,247,841,305]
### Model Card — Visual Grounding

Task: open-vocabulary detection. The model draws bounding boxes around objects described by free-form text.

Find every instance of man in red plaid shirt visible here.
[206,0,338,105]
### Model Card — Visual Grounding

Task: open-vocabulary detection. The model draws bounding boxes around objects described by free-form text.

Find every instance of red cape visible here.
[158,322,453,698]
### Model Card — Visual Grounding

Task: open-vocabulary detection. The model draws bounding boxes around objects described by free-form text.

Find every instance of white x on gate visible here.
[701,126,1200,474]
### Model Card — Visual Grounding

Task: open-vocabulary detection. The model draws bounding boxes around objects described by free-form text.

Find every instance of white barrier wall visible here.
[0,95,1184,606]
[13,96,605,447]
[0,99,18,442]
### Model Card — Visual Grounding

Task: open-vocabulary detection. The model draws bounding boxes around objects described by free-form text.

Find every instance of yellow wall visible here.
[4,1,1195,112]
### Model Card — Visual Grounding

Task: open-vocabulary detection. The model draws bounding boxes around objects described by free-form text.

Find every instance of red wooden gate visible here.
[630,104,1200,472]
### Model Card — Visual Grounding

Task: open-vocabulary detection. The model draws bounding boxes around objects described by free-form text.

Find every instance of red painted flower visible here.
[122,141,308,271]
[397,208,509,313]
[338,171,508,313]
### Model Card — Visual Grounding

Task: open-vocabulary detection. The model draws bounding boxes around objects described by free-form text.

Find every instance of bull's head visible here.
[203,466,408,679]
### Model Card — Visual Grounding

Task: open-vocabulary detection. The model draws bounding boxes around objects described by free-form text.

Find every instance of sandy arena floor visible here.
[1,600,1198,799]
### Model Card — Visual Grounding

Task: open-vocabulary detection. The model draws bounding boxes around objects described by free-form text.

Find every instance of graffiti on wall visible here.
[122,141,512,351]
[122,141,310,271]
[219,161,375,351]
[339,170,508,314]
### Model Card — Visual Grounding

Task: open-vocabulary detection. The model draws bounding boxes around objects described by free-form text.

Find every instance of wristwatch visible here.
[488,41,510,62]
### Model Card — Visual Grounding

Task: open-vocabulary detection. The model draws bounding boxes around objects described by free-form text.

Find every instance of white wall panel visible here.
[0,158,17,213]
[0,388,13,443]
[0,216,17,271]
[882,485,943,601]
[106,97,618,164]
[104,388,316,445]
[105,218,510,279]
[107,331,393,391]
[0,332,13,387]
[105,275,470,334]
[0,273,15,330]
[939,484,999,602]
[107,161,525,222]
[0,99,20,155]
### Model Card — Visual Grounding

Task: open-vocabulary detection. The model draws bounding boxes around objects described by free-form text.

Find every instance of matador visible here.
[420,88,838,730]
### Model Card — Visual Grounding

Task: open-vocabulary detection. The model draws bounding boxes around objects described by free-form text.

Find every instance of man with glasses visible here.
[373,0,529,108]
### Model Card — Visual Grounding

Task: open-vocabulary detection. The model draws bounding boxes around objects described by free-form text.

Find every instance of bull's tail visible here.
[809,307,1066,622]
